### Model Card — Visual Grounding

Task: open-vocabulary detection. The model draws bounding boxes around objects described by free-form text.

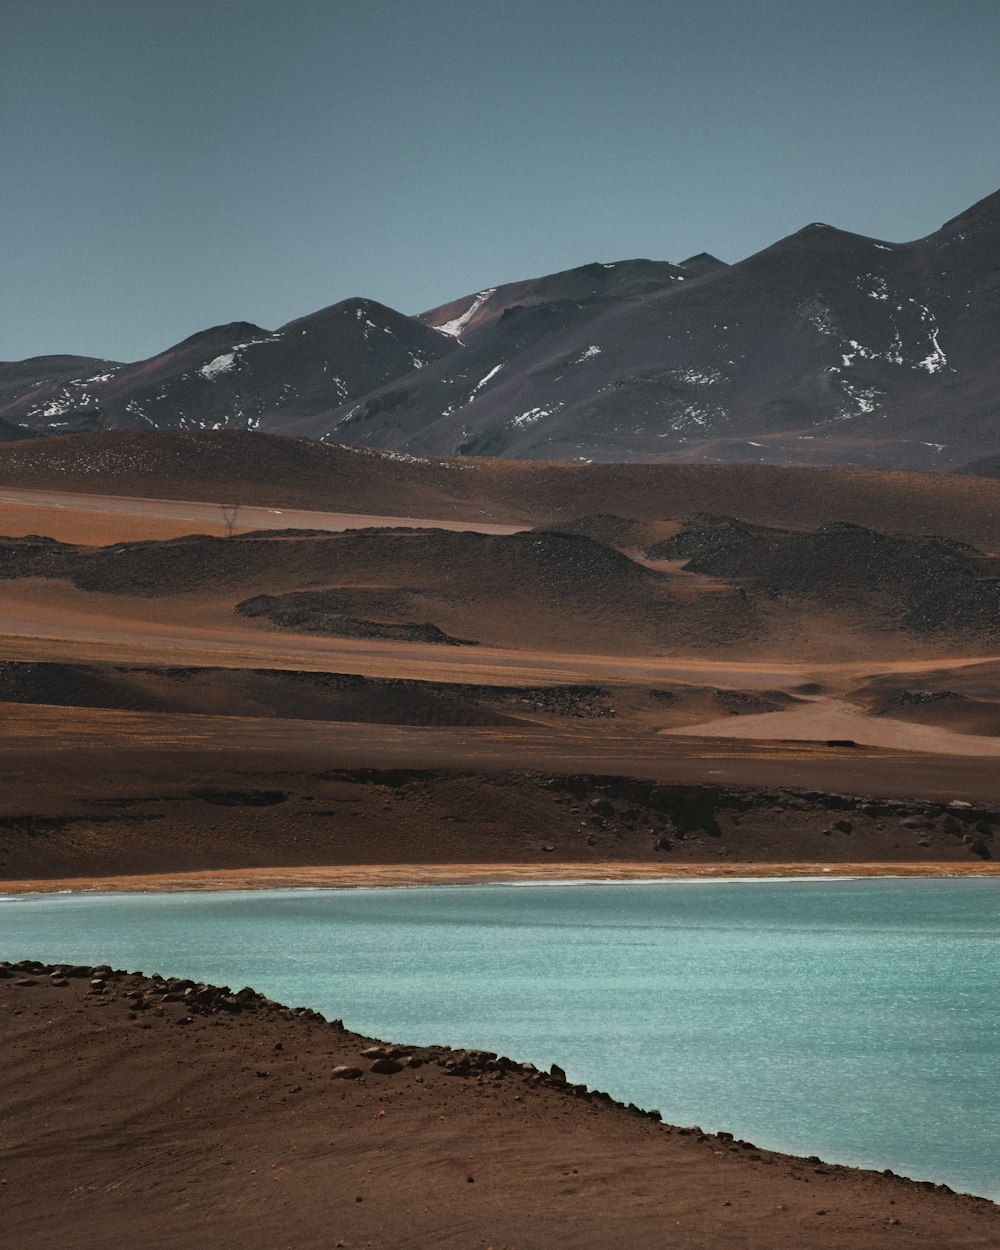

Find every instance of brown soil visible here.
[850,661,1000,737]
[4,430,1000,547]
[3,967,996,1250]
[5,456,1000,1244]
[2,720,998,880]
[4,861,1000,895]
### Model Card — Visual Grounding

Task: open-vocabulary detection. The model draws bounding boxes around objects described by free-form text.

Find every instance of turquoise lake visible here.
[3,877,999,1200]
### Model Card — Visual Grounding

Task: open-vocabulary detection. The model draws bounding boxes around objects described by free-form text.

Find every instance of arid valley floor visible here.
[4,430,1000,1248]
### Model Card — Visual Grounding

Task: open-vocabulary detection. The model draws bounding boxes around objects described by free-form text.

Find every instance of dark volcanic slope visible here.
[0,415,33,442]
[0,299,457,437]
[4,188,999,469]
[0,661,537,727]
[0,354,120,411]
[649,516,1000,640]
[323,189,1000,468]
[958,452,1000,479]
[415,256,693,339]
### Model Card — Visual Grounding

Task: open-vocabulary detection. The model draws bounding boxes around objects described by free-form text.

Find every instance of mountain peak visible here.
[678,253,729,277]
[937,187,1000,232]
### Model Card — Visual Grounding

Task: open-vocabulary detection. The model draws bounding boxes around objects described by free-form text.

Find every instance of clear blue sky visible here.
[3,0,998,362]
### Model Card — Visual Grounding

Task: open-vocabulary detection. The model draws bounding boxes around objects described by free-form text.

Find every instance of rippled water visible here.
[4,877,999,1199]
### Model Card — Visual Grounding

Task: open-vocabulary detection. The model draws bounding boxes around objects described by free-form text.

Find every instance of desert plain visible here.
[4,429,1000,1248]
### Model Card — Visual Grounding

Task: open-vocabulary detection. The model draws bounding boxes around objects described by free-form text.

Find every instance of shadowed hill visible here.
[649,516,1000,640]
[0,300,457,437]
[2,430,1000,550]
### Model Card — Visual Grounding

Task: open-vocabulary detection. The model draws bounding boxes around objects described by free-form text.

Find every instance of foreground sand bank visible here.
[2,963,996,1250]
[4,859,1000,894]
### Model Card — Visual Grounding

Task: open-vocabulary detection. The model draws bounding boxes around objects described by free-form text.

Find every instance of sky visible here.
[3,0,999,363]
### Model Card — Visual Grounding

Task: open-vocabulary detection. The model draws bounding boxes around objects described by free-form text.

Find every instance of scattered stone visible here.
[331,1066,362,1080]
[369,1057,404,1075]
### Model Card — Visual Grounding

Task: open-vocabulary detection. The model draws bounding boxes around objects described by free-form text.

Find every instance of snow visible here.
[198,337,274,381]
[674,367,723,386]
[573,345,602,363]
[39,395,73,417]
[910,300,948,372]
[801,301,836,335]
[332,444,475,470]
[510,405,559,428]
[468,363,504,400]
[838,283,948,375]
[435,289,496,339]
[199,353,236,380]
[841,338,904,369]
[659,402,727,432]
[837,380,881,417]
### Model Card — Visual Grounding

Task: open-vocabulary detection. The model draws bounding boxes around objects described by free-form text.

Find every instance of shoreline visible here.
[5,964,998,1248]
[4,858,1000,895]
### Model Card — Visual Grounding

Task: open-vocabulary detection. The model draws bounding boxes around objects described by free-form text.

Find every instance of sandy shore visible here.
[4,859,1000,895]
[3,963,997,1249]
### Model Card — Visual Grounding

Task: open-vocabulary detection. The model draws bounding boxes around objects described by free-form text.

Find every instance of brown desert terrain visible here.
[4,431,1000,1246]
[2,435,1000,884]
[4,966,998,1250]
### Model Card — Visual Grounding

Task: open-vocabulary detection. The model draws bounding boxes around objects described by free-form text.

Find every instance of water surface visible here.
[4,877,999,1199]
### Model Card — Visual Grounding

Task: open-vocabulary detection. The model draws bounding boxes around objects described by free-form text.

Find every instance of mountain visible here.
[317,189,1000,469]
[415,258,695,340]
[2,189,998,469]
[0,300,457,438]
[0,416,35,442]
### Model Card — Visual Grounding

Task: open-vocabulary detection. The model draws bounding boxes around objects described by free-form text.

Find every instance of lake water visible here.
[4,877,999,1200]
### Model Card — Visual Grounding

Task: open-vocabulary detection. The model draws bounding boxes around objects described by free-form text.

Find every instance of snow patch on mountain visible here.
[510,404,562,428]
[837,381,882,417]
[199,353,236,380]
[574,345,602,363]
[198,337,276,381]
[468,363,504,401]
[435,289,496,339]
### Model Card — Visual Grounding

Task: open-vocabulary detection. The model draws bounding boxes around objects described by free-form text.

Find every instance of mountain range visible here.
[2,188,998,471]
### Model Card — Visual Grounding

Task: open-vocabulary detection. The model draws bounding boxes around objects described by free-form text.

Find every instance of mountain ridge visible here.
[3,190,998,469]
